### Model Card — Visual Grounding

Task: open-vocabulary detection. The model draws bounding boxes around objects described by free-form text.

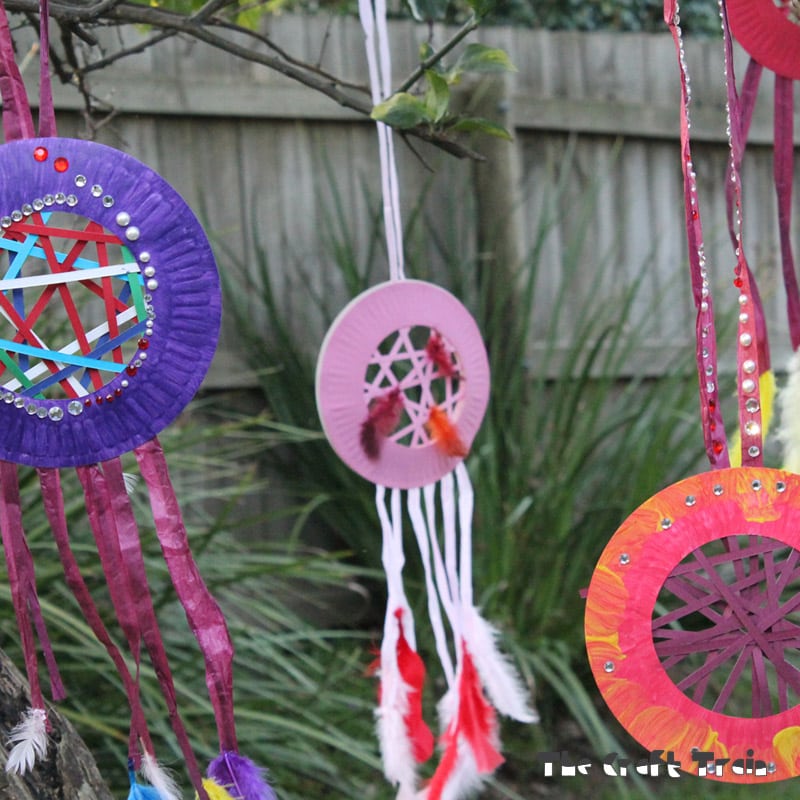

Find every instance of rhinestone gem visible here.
[91,184,103,197]
[102,195,114,208]
[36,407,47,419]
[43,195,54,206]
[32,198,44,211]
[748,446,761,458]
[745,421,761,436]
[713,485,724,496]
[25,403,37,415]
[21,204,32,216]
[54,156,69,172]
[13,397,23,408]
[777,481,787,493]
[745,398,760,413]
[75,175,87,187]
[33,146,48,162]
[661,517,672,530]
[619,553,630,565]
[67,400,83,416]
[48,406,64,421]
[603,661,615,673]
[10,210,22,222]
[116,211,131,226]
[66,195,78,207]
[685,495,696,506]
[0,217,11,228]
[54,193,66,204]
[752,480,762,491]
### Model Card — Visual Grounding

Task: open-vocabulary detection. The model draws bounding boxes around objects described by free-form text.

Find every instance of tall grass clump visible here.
[219,140,717,798]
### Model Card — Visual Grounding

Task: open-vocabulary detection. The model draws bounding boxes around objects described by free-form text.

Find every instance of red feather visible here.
[426,406,468,458]
[424,647,503,800]
[425,331,458,378]
[395,609,435,763]
[360,388,403,460]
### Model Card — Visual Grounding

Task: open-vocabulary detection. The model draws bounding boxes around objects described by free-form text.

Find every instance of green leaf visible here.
[424,70,450,124]
[450,116,513,140]
[455,43,517,75]
[371,93,429,128]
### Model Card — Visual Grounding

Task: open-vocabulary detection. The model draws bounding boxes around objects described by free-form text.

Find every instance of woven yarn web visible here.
[0,211,146,399]
[653,534,800,717]
[364,325,463,447]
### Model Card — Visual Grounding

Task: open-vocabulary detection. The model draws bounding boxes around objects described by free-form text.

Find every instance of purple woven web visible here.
[364,325,463,448]
[652,535,800,717]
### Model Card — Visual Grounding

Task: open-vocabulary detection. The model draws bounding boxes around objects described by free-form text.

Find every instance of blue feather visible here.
[128,768,163,800]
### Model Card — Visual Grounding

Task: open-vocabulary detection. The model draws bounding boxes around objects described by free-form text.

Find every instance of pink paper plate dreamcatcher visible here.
[315,2,535,798]
[585,0,800,783]
[0,3,273,799]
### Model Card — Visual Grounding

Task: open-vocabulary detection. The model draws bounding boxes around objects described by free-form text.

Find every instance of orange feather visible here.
[426,406,468,458]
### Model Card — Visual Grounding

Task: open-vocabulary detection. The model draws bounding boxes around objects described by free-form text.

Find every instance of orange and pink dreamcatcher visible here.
[315,2,535,798]
[0,2,273,798]
[585,0,800,783]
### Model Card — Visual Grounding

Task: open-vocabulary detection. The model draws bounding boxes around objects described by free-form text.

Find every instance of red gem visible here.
[138,338,150,350]
[115,388,122,397]
[691,210,698,220]
[105,394,113,403]
[96,396,104,405]
[709,399,716,411]
[84,398,92,407]
[33,146,48,162]
[710,419,716,431]
[126,365,138,376]
[733,277,743,288]
[712,440,724,455]
[54,157,69,173]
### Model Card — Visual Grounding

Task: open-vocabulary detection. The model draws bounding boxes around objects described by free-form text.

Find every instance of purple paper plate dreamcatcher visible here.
[0,3,273,799]
[585,1,800,782]
[315,3,535,798]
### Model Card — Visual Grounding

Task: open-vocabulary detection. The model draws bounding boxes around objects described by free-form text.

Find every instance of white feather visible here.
[779,350,800,473]
[462,608,538,723]
[122,472,140,496]
[141,751,182,800]
[5,707,48,774]
[376,610,418,793]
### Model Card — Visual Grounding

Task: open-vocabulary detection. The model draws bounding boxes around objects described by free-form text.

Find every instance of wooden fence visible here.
[17,16,800,385]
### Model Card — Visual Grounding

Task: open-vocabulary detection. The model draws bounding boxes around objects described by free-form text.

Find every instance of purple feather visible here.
[207,752,277,800]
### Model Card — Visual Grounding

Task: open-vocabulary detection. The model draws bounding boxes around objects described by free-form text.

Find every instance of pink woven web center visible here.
[652,535,800,717]
[364,325,463,448]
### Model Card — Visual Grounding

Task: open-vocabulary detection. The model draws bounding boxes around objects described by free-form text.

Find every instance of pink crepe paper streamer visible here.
[38,467,156,766]
[0,461,65,711]
[134,438,238,755]
[665,2,730,468]
[76,460,209,800]
[773,74,800,349]
[36,0,56,137]
[0,0,34,140]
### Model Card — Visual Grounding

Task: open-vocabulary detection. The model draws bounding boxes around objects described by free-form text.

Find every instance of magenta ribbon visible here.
[665,4,730,468]
[135,437,238,754]
[76,460,209,800]
[0,461,65,709]
[37,0,56,137]
[38,466,155,765]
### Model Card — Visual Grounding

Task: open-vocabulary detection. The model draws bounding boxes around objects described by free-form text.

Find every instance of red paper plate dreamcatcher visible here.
[315,2,535,798]
[0,3,273,799]
[585,0,800,783]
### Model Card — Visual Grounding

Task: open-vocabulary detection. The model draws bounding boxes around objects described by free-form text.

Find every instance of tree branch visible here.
[4,0,488,159]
